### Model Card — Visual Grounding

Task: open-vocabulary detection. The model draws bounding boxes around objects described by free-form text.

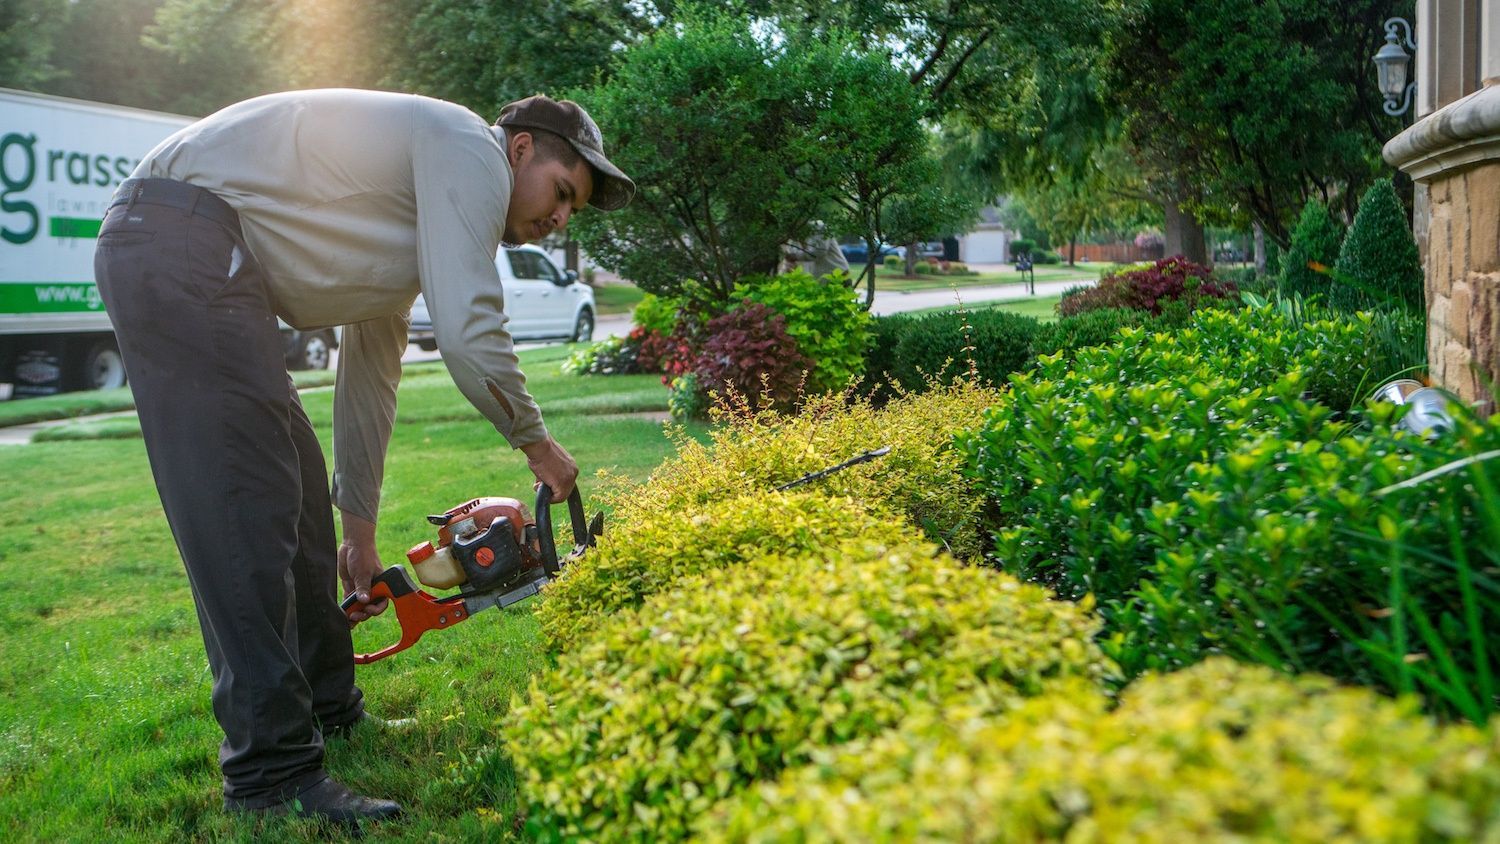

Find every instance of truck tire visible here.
[571,307,595,343]
[70,338,127,391]
[288,330,333,371]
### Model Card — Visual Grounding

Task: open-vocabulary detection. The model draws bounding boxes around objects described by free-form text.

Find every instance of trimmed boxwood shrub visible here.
[598,382,999,560]
[706,658,1500,843]
[1127,305,1423,413]
[536,491,908,651]
[735,269,871,394]
[961,359,1330,604]
[862,312,915,400]
[1282,199,1345,301]
[507,541,1115,842]
[1333,178,1425,313]
[888,309,1040,392]
[959,307,1431,668]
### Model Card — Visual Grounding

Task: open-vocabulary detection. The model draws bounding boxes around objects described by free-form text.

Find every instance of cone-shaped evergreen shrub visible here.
[1333,178,1424,313]
[1281,200,1344,301]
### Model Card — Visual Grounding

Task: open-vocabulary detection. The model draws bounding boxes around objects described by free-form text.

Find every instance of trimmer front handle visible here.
[535,484,601,575]
[340,566,474,664]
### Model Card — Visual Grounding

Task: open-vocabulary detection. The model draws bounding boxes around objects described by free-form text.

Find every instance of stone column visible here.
[1385,83,1500,412]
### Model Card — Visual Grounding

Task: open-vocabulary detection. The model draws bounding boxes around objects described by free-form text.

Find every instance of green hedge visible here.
[961,359,1330,604]
[536,491,908,651]
[862,310,1039,400]
[1029,307,1161,362]
[706,658,1500,843]
[599,383,999,560]
[888,309,1040,393]
[507,541,1114,842]
[1282,199,1345,301]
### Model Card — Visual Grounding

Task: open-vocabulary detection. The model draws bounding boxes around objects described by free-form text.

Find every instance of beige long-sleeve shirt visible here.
[135,88,547,523]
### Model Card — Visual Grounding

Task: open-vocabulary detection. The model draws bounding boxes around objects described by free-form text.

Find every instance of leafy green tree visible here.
[1012,142,1155,265]
[391,0,659,119]
[883,172,982,275]
[1107,0,1406,247]
[571,11,963,307]
[1281,200,1345,301]
[567,11,841,303]
[805,44,935,306]
[1333,178,1423,312]
[0,0,67,91]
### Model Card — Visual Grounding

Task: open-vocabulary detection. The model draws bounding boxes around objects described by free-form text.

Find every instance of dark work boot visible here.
[238,776,402,824]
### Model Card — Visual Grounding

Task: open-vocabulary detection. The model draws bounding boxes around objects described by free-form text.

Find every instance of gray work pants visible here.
[93,179,363,808]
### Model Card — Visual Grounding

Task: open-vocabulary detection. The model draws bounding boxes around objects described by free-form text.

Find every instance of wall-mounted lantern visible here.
[1373,17,1416,117]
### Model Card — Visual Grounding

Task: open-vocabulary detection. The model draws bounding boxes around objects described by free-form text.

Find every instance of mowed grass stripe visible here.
[0,346,699,842]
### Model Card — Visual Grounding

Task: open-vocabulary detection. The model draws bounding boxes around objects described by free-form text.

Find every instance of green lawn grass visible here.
[863,262,1118,293]
[0,369,338,428]
[590,283,645,316]
[901,294,1064,322]
[0,346,697,841]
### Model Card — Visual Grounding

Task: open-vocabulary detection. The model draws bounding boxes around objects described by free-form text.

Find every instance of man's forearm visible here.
[341,511,378,548]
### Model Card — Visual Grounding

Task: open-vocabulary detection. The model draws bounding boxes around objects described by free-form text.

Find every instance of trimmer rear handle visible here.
[535,484,597,576]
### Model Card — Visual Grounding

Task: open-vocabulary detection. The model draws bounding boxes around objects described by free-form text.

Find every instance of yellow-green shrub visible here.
[707,658,1500,843]
[597,381,999,560]
[536,490,908,651]
[506,541,1114,842]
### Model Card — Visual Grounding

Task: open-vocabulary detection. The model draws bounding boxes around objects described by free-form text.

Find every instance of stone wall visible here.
[1386,82,1500,414]
[1423,165,1499,407]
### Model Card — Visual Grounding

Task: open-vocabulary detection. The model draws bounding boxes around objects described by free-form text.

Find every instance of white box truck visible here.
[0,88,336,398]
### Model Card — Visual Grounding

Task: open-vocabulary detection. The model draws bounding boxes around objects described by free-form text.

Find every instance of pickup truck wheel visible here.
[571,308,595,343]
[78,339,127,390]
[289,330,333,371]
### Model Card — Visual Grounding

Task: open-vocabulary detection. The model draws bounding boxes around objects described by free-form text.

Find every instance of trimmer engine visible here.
[342,485,601,663]
[407,497,543,594]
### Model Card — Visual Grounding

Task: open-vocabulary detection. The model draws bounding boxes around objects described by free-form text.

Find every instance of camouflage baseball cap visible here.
[497,95,635,211]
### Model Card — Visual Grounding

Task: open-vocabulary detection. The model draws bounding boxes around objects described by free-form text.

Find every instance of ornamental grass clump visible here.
[506,541,1114,843]
[598,380,998,559]
[535,490,908,652]
[705,658,1500,844]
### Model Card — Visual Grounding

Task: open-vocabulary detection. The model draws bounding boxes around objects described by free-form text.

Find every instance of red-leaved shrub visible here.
[1059,256,1237,317]
[692,302,810,411]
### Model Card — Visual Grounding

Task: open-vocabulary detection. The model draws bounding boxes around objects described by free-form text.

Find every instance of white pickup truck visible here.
[0,87,335,398]
[407,243,596,350]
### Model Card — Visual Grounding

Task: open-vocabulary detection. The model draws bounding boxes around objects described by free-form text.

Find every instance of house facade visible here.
[1384,0,1500,410]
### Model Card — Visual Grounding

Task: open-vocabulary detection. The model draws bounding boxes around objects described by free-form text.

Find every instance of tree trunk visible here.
[1253,222,1266,275]
[565,237,580,273]
[904,242,917,276]
[1067,237,1076,267]
[1163,200,1208,264]
[861,234,879,310]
